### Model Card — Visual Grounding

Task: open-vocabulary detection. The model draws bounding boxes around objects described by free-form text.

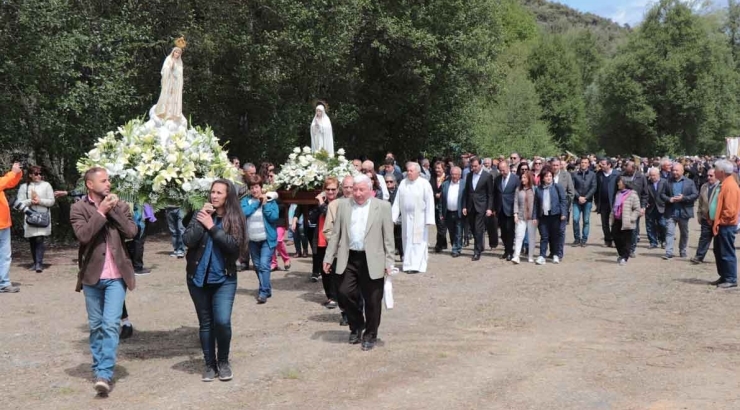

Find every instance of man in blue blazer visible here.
[440,167,466,257]
[493,162,520,261]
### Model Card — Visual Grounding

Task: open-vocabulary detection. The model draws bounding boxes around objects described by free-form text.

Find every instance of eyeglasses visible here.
[534,162,542,165]
[325,188,337,191]
[520,168,529,171]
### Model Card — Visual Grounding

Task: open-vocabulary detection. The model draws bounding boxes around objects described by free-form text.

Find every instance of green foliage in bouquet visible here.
[76,119,241,211]
[272,147,355,191]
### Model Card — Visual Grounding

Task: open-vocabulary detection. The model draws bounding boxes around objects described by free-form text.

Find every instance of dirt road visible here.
[2,219,739,410]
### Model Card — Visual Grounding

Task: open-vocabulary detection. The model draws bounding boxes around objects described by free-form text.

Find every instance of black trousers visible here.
[313,245,326,275]
[468,211,487,255]
[125,225,146,271]
[434,206,447,249]
[319,248,342,303]
[612,219,632,260]
[29,236,46,266]
[499,214,515,256]
[394,224,403,258]
[599,205,613,243]
[339,250,384,341]
[486,215,499,248]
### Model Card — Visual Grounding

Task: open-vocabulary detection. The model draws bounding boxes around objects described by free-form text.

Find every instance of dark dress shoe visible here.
[339,313,349,326]
[349,330,362,344]
[717,282,738,289]
[472,254,480,261]
[120,324,133,340]
[500,253,507,260]
[433,247,442,253]
[710,278,725,286]
[256,296,267,304]
[451,253,460,258]
[361,340,376,351]
[505,254,512,261]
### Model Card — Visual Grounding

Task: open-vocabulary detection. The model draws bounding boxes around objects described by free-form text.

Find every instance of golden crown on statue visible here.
[174,36,187,49]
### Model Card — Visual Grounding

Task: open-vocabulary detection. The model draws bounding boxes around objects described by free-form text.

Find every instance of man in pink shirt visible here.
[70,167,137,396]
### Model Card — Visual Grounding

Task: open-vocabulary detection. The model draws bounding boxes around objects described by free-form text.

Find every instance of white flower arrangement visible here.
[76,119,241,210]
[273,147,354,191]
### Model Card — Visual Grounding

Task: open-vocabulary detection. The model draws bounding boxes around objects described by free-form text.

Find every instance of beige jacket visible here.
[17,181,55,238]
[610,190,641,230]
[323,197,395,280]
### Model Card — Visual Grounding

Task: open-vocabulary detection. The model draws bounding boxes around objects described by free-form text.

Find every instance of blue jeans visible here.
[572,202,592,243]
[188,275,237,366]
[714,226,737,283]
[645,208,666,246]
[83,279,126,380]
[694,219,713,261]
[444,211,463,254]
[166,207,185,254]
[250,240,274,298]
[0,228,11,288]
[665,217,690,257]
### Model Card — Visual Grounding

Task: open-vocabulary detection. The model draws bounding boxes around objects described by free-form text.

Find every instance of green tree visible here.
[527,35,588,152]
[473,67,557,158]
[592,0,740,155]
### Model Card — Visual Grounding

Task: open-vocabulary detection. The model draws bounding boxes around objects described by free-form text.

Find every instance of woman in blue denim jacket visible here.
[183,179,246,382]
[240,175,279,304]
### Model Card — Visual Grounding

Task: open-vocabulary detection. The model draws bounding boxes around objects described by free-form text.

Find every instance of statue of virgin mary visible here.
[150,37,187,128]
[310,103,334,157]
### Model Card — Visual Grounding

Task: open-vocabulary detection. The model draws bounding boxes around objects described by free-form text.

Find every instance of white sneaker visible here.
[553,256,560,264]
[535,256,546,265]
[618,258,627,266]
[512,256,520,264]
[528,258,534,263]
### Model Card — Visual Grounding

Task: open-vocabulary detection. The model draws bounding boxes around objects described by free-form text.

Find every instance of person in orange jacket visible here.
[1,162,24,293]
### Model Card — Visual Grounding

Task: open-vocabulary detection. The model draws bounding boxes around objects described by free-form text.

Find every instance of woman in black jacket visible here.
[183,179,246,383]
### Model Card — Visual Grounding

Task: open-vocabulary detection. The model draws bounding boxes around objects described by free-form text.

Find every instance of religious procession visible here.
[4,1,740,407]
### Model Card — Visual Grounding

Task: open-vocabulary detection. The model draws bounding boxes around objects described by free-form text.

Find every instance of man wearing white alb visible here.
[392,162,435,273]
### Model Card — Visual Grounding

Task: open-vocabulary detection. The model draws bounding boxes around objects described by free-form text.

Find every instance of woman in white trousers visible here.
[512,171,537,264]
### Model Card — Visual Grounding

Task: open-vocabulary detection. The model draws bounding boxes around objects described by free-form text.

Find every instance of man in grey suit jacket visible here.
[324,174,395,351]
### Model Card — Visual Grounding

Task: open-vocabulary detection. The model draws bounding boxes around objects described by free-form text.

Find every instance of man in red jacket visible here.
[0,162,23,293]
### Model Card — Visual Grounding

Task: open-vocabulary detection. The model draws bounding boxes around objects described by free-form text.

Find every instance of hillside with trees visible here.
[0,0,738,189]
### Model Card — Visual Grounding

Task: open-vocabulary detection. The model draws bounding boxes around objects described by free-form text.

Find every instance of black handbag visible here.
[25,185,50,228]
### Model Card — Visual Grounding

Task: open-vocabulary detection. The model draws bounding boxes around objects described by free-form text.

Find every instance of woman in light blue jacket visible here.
[241,175,279,304]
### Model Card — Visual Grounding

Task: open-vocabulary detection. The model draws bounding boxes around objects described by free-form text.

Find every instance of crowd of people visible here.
[0,149,738,397]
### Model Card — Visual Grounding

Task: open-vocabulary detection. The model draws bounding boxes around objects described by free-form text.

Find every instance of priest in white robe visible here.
[392,162,436,273]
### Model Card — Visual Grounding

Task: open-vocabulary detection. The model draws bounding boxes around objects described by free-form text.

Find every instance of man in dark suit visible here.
[439,166,465,257]
[462,157,493,261]
[595,158,620,247]
[646,167,668,249]
[486,164,500,250]
[493,161,519,260]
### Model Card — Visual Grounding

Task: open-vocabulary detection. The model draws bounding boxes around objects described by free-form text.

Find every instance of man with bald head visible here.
[645,168,668,249]
[361,160,389,200]
[660,162,698,260]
